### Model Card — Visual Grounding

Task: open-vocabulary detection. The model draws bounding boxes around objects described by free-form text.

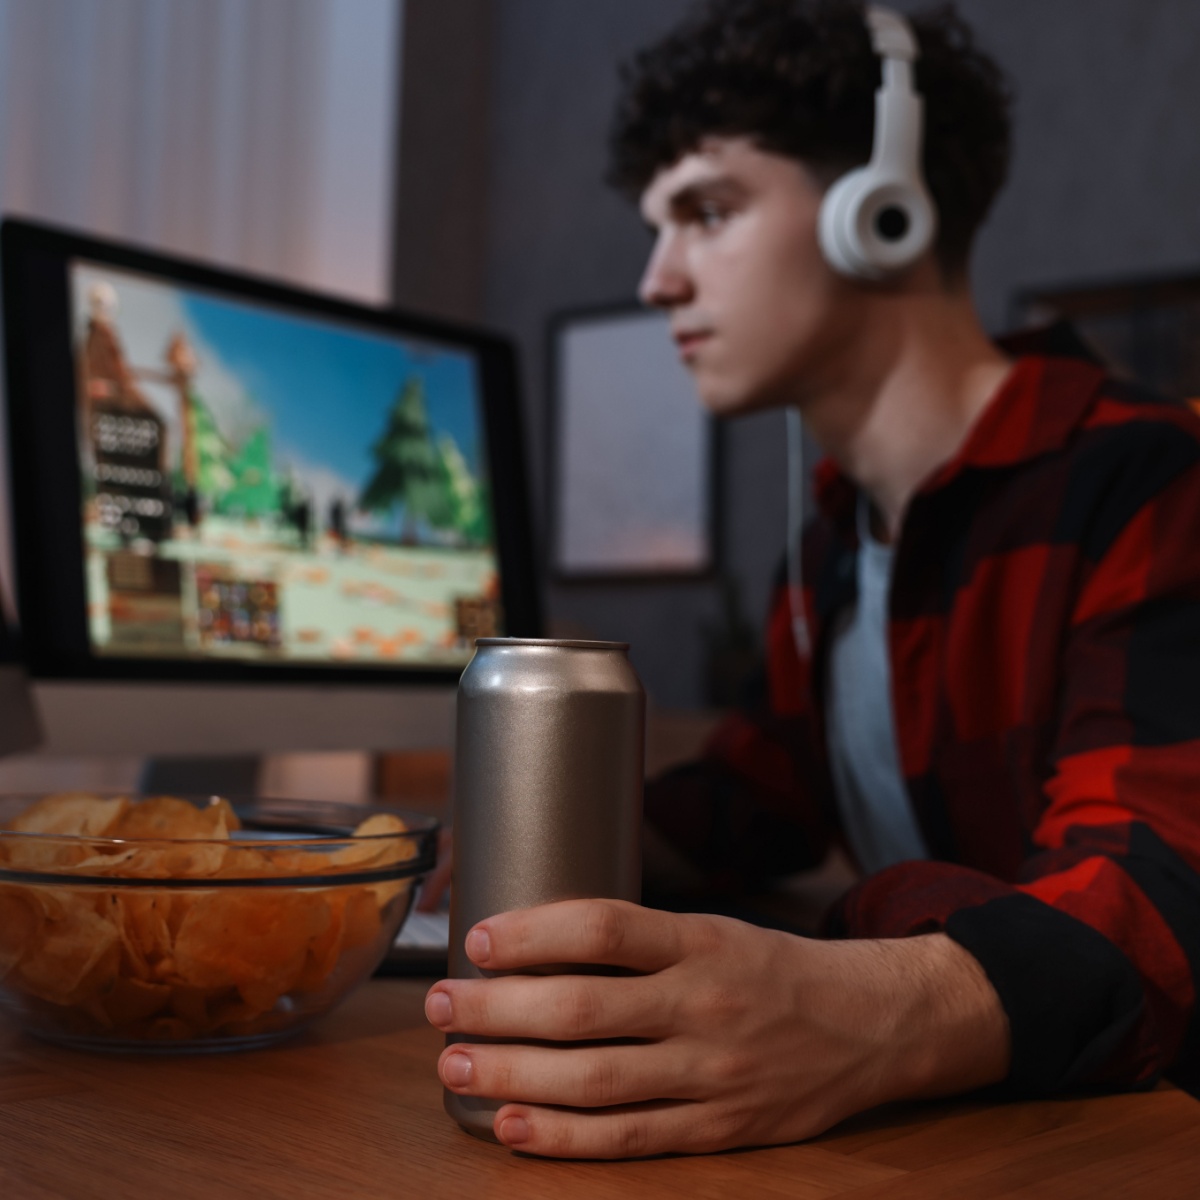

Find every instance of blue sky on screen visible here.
[71,260,489,532]
[179,291,484,484]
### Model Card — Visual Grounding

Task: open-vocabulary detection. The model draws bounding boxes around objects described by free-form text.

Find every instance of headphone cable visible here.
[785,407,811,660]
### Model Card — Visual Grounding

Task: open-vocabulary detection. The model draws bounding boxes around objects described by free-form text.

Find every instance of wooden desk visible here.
[3,980,1198,1199]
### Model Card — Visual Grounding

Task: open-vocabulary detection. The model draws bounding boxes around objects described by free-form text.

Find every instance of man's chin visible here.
[693,378,783,418]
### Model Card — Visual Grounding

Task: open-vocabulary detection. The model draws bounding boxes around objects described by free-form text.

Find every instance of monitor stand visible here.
[139,755,261,797]
[138,751,376,801]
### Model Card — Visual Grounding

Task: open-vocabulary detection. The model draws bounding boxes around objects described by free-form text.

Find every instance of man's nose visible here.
[638,234,691,308]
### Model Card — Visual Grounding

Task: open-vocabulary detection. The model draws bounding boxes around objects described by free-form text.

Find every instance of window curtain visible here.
[0,0,401,789]
[0,0,401,597]
[0,0,400,298]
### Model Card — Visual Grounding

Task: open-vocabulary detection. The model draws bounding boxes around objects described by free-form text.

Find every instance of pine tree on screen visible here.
[359,377,454,542]
[435,434,491,547]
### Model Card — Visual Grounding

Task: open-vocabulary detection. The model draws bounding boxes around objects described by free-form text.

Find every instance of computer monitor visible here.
[0,218,540,756]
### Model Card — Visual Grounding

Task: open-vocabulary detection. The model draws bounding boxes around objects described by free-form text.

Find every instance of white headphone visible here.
[788,7,937,659]
[817,5,938,281]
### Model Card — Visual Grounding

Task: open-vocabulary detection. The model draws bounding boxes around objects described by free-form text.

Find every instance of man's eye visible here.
[698,205,726,228]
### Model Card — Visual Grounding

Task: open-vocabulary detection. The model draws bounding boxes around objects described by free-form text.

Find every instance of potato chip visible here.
[174,889,330,1016]
[293,886,384,993]
[340,887,383,951]
[352,812,409,839]
[106,797,240,878]
[115,893,174,980]
[204,991,260,1033]
[5,794,133,871]
[330,813,418,911]
[329,812,413,869]
[0,885,43,981]
[295,893,347,993]
[3,836,84,872]
[103,976,171,1027]
[161,891,193,943]
[8,793,130,838]
[168,982,216,1028]
[14,894,120,1007]
[73,848,141,874]
[109,795,239,840]
[234,844,323,878]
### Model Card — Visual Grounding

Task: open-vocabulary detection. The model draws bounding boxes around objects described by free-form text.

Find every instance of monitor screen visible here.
[1,219,539,752]
[71,259,500,670]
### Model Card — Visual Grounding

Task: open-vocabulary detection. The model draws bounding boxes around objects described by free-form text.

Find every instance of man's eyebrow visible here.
[644,176,746,229]
[666,177,745,215]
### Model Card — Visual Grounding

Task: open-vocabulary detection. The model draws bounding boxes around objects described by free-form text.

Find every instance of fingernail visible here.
[466,927,491,963]
[498,1115,530,1145]
[425,990,452,1027]
[442,1053,472,1087]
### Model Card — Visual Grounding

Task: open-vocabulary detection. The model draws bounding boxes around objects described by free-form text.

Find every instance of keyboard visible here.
[394,909,450,952]
[378,901,450,976]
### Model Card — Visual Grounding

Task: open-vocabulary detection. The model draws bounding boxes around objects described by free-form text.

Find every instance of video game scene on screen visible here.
[70,260,502,668]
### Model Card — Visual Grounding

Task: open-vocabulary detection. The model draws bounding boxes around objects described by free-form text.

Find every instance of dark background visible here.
[391,0,1200,709]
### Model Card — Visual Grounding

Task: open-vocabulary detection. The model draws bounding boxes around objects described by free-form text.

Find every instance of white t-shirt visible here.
[823,499,931,874]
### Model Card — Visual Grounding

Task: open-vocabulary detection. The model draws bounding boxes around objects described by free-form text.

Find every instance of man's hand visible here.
[424,899,1010,1158]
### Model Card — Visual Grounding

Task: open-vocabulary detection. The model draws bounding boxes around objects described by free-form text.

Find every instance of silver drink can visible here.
[445,637,645,1140]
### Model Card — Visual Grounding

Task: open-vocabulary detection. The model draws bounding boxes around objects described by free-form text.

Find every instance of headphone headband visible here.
[866,5,918,61]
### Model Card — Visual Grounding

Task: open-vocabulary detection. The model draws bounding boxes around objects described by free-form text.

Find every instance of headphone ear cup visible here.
[817,168,937,282]
[817,168,875,279]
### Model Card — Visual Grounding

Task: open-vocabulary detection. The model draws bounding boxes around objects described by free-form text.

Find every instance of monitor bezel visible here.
[1,216,541,687]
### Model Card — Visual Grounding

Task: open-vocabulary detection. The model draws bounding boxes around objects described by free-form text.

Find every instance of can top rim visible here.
[474,637,630,652]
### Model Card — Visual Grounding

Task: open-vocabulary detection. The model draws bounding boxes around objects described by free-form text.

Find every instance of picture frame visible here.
[1013,269,1200,403]
[548,303,718,581]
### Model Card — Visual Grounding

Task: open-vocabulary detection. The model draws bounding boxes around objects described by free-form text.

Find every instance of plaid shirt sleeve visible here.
[827,383,1200,1100]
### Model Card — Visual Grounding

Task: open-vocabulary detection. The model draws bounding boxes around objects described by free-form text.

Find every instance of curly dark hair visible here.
[608,0,1012,276]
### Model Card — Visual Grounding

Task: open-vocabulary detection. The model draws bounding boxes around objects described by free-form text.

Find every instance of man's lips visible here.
[673,329,713,356]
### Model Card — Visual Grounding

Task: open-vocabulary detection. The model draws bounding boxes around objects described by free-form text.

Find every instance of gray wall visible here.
[400,0,1200,707]
[962,0,1200,330]
[392,0,494,322]
[481,0,787,708]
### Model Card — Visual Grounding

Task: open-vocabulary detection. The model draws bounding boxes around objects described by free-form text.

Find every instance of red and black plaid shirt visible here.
[645,350,1200,1099]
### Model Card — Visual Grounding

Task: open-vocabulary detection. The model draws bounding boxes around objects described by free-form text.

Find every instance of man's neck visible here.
[796,278,1012,543]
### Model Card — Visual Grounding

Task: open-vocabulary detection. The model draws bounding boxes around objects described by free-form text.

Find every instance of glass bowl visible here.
[0,794,438,1053]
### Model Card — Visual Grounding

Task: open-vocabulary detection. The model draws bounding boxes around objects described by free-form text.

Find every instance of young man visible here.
[424,0,1200,1157]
